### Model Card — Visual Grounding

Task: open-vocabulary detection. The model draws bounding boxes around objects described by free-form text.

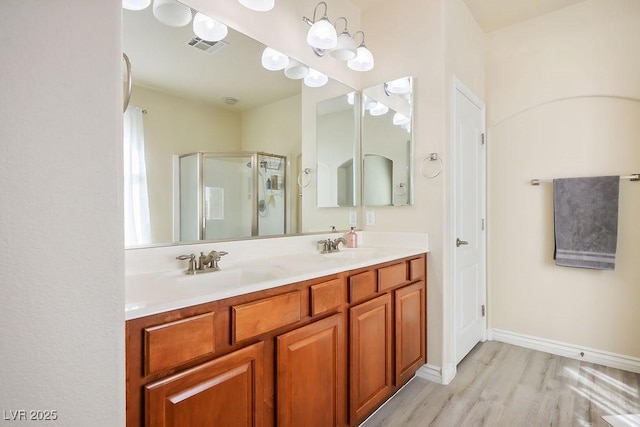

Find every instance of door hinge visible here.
[481,305,486,317]
[481,218,485,231]
[481,133,485,145]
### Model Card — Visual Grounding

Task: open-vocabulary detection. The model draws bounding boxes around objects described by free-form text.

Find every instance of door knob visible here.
[456,238,469,247]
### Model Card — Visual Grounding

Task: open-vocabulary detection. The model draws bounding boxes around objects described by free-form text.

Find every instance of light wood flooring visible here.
[361,341,640,427]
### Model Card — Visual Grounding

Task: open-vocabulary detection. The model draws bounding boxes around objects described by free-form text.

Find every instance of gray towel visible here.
[553,176,620,270]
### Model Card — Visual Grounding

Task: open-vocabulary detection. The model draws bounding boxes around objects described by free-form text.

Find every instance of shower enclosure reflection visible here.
[178,152,286,241]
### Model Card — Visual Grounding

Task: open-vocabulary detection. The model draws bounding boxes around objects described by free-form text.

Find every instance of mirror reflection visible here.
[316,92,359,208]
[123,4,357,247]
[361,77,414,206]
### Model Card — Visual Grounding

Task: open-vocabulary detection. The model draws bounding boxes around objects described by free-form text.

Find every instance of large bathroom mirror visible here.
[316,91,360,207]
[361,77,414,206]
[123,3,358,247]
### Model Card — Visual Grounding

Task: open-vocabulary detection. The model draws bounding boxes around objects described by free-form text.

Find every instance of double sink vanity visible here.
[125,232,429,426]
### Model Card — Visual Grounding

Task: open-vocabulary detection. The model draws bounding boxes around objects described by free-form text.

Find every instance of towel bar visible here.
[530,174,639,186]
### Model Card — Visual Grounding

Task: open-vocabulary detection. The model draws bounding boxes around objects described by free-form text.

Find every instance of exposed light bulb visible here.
[261,47,289,71]
[123,0,151,11]
[193,13,228,41]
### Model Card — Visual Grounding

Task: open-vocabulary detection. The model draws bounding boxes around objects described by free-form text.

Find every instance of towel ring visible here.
[420,153,443,179]
[297,168,312,188]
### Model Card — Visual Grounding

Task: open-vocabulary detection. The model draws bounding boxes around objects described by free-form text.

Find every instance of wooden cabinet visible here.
[349,294,393,424]
[145,342,264,427]
[395,281,426,386]
[276,313,345,427]
[126,254,427,427]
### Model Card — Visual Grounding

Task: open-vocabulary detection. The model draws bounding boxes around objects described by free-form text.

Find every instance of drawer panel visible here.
[409,257,426,281]
[310,278,344,316]
[144,312,215,376]
[378,262,407,292]
[232,291,301,343]
[349,271,377,303]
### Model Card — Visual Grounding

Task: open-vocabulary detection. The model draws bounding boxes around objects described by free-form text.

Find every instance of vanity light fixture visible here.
[362,95,376,111]
[304,2,337,51]
[261,47,289,71]
[347,92,355,105]
[330,17,357,61]
[369,101,389,116]
[123,0,151,11]
[392,112,410,126]
[239,0,275,12]
[193,12,228,42]
[284,59,309,79]
[385,77,411,95]
[304,68,328,87]
[152,0,193,27]
[347,31,374,72]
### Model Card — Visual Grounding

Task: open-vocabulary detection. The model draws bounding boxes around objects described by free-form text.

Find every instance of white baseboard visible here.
[490,328,640,374]
[416,363,457,385]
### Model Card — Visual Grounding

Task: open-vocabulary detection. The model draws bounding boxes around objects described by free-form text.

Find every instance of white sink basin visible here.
[321,248,384,260]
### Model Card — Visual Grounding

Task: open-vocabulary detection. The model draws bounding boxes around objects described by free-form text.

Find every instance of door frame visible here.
[450,75,487,370]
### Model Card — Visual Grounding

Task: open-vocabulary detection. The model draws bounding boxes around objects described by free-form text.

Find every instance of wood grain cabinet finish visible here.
[348,270,377,303]
[144,312,215,376]
[145,342,264,427]
[349,293,393,425]
[276,313,345,427]
[395,281,426,386]
[232,291,301,343]
[409,257,426,281]
[310,278,344,316]
[377,262,408,292]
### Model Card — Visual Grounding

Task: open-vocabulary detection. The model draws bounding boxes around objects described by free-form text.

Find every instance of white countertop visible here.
[125,232,429,320]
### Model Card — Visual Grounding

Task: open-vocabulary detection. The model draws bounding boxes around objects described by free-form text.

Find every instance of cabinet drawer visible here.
[409,257,426,281]
[144,312,215,376]
[310,278,344,316]
[232,291,301,343]
[378,262,407,292]
[349,271,377,303]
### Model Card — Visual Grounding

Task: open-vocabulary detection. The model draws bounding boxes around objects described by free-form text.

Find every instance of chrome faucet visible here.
[331,237,347,251]
[176,250,228,275]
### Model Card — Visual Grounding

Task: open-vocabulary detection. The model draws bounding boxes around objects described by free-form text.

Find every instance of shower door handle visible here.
[456,238,469,247]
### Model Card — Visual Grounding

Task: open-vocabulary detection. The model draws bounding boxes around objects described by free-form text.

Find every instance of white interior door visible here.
[453,79,486,365]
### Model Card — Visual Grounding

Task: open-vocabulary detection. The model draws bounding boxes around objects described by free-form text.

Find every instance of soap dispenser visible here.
[346,227,358,248]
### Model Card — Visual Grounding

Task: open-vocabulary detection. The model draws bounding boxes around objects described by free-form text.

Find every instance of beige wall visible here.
[130,85,242,243]
[486,0,640,357]
[361,0,485,371]
[0,1,124,424]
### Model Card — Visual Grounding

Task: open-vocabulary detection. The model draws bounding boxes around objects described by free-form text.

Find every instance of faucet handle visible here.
[176,253,197,274]
[176,253,196,261]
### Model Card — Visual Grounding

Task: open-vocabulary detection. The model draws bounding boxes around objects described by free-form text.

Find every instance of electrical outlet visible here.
[349,211,357,227]
[366,210,375,226]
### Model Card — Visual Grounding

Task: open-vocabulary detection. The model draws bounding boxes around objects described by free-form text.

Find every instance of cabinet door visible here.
[349,293,393,424]
[145,342,264,427]
[276,313,345,427]
[395,281,426,386]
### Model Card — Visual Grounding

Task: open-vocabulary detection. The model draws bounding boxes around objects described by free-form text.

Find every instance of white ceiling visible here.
[351,0,587,32]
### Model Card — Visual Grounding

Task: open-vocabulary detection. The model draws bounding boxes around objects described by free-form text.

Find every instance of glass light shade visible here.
[386,77,411,94]
[192,13,228,41]
[304,69,328,88]
[153,0,192,27]
[306,17,337,50]
[369,102,389,116]
[393,112,410,126]
[329,32,357,61]
[347,92,355,105]
[123,0,151,11]
[239,0,274,12]
[402,122,411,132]
[362,95,376,111]
[347,45,374,72]
[284,59,309,79]
[261,47,289,71]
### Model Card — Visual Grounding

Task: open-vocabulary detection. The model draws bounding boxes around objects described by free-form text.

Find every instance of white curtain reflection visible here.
[124,106,150,246]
